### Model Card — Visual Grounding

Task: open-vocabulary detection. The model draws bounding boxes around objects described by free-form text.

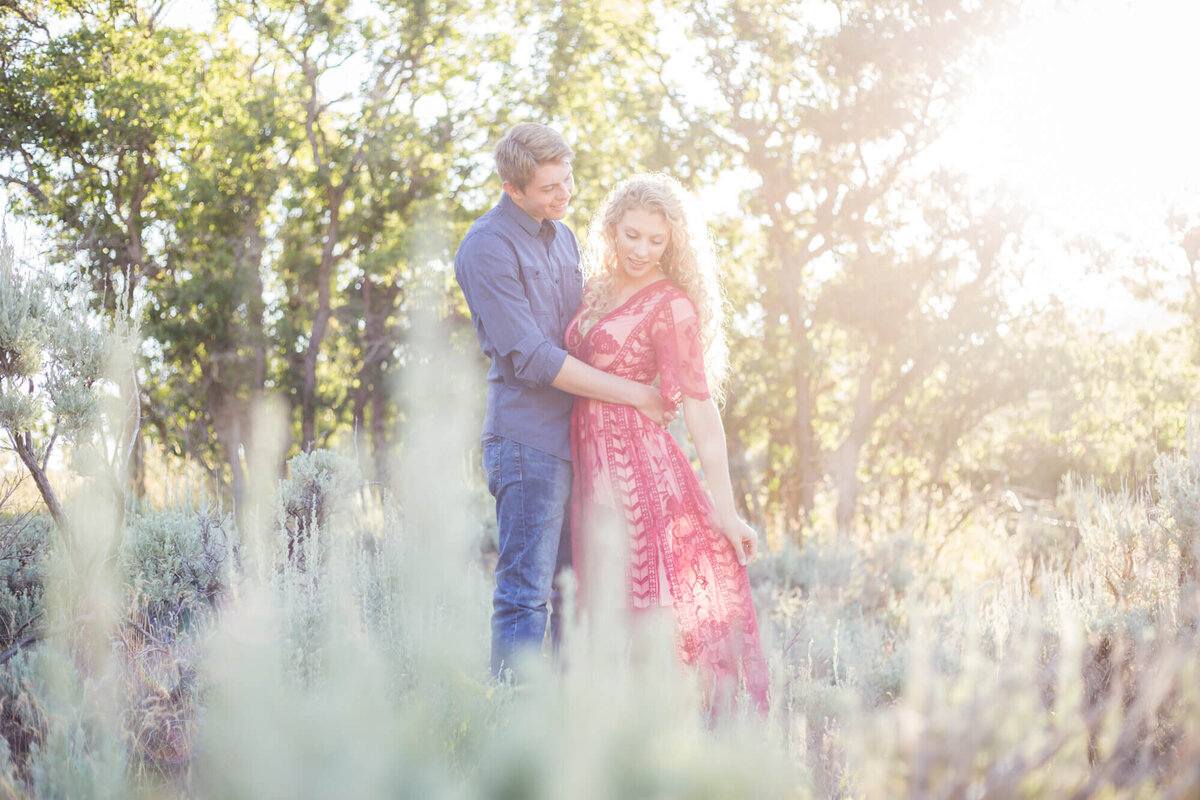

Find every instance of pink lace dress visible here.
[566,278,769,712]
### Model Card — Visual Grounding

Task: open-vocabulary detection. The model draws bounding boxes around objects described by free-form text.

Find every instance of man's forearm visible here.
[550,355,654,406]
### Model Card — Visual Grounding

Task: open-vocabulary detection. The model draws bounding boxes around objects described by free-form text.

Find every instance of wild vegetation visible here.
[0,0,1197,797]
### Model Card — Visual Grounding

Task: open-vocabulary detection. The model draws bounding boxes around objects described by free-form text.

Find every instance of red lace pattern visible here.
[567,279,769,713]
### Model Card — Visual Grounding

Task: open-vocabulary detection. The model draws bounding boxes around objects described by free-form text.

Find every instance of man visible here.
[455,123,671,679]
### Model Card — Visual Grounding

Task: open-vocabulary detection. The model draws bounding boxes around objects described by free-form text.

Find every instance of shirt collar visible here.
[499,192,556,241]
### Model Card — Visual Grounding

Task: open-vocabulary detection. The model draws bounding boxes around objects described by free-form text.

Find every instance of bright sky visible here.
[939,0,1200,238]
[929,0,1200,330]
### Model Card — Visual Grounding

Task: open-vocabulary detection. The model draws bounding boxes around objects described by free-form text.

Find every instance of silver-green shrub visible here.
[22,647,128,800]
[2,284,1199,798]
[0,496,51,779]
[0,235,104,442]
[273,448,363,685]
[1154,443,1200,611]
[276,449,361,566]
[119,508,235,629]
[0,649,45,786]
[0,511,49,653]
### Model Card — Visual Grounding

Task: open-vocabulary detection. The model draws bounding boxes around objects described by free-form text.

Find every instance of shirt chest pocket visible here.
[521,263,560,315]
[522,263,558,286]
[548,243,583,306]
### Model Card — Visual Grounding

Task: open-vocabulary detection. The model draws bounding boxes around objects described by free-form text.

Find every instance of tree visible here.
[680,0,1038,537]
[1166,211,1200,365]
[0,230,106,533]
[0,0,196,495]
[2,0,504,495]
[141,34,284,513]
[503,0,695,215]
[230,0,486,459]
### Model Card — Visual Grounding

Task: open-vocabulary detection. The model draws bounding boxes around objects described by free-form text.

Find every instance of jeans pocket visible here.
[482,436,502,497]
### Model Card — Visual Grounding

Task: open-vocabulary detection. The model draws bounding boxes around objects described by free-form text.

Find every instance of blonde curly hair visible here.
[578,173,728,395]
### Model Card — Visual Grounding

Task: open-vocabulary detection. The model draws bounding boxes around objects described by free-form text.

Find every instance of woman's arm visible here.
[552,356,675,426]
[682,395,759,565]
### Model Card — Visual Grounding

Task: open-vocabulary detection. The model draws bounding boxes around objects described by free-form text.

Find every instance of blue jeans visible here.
[483,436,573,679]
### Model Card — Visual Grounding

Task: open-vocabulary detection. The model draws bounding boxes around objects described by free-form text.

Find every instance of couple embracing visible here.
[455,123,768,713]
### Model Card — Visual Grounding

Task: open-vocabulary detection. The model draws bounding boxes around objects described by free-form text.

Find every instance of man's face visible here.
[505,161,575,222]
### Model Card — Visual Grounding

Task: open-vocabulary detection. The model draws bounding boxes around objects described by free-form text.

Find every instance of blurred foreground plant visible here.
[0,277,1198,798]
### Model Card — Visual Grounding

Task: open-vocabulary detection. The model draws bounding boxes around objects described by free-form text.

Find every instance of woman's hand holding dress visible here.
[716,514,759,566]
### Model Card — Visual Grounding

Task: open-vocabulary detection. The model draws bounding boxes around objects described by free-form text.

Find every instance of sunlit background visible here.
[937,0,1200,331]
[946,0,1200,237]
[0,0,1199,797]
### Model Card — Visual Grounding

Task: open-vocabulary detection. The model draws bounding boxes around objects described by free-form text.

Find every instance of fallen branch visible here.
[0,631,40,666]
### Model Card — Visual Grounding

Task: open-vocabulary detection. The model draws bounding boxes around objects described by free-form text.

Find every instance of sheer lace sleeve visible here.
[651,291,710,409]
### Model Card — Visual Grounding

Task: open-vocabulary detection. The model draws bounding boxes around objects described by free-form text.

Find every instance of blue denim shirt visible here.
[455,193,584,461]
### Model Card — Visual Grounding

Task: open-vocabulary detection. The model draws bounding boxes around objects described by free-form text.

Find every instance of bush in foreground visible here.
[0,440,1194,797]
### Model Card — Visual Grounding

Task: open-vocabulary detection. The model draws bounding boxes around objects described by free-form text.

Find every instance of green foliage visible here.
[3,0,493,492]
[676,0,1049,535]
[0,3,196,308]
[0,511,48,652]
[24,648,129,800]
[141,30,285,501]
[119,509,234,628]
[0,240,102,441]
[3,0,1193,539]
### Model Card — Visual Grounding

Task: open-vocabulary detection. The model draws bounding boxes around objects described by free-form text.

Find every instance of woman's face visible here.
[613,206,671,290]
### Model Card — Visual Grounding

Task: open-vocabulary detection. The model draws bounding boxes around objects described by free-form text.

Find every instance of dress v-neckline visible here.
[570,277,673,356]
[603,277,671,324]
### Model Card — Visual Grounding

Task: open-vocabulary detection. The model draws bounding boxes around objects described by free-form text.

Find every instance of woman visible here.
[566,173,769,714]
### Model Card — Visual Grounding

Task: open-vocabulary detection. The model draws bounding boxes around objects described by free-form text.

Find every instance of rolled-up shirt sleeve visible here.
[455,232,568,388]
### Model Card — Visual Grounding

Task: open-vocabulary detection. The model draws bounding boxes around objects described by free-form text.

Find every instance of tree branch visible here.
[10,429,67,532]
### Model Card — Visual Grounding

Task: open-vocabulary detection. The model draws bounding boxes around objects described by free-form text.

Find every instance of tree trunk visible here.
[792,356,817,521]
[832,353,881,541]
[242,211,270,396]
[724,425,762,532]
[831,447,859,542]
[212,388,247,519]
[754,148,822,537]
[12,433,67,533]
[301,189,343,450]
[761,311,790,521]
[116,150,156,500]
[351,380,370,448]
[369,360,389,487]
[131,429,146,497]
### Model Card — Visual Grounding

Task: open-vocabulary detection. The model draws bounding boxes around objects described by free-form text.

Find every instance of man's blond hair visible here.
[493,123,574,191]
